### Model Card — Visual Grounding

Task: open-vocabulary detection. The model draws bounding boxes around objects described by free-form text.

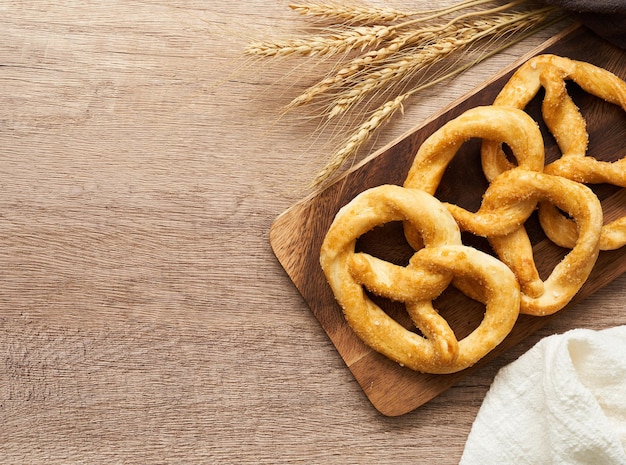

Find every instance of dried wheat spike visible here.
[289,2,414,24]
[245,24,393,58]
[313,94,408,187]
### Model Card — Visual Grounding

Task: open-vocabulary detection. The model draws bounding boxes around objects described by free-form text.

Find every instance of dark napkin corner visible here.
[543,0,626,49]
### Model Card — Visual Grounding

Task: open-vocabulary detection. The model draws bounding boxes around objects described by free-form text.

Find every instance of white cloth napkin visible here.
[460,326,626,465]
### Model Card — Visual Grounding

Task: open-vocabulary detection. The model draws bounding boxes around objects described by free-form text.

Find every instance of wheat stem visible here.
[312,8,563,188]
[244,0,568,189]
[245,24,396,57]
[288,2,415,24]
[284,17,479,110]
[312,94,408,186]
[401,13,558,100]
[289,0,502,25]
[325,6,556,117]
[396,0,527,30]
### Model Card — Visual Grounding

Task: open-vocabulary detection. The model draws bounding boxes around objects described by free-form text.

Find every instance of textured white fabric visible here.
[460,326,626,465]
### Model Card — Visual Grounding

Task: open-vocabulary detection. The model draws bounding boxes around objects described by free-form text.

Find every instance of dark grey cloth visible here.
[544,0,626,13]
[543,0,626,48]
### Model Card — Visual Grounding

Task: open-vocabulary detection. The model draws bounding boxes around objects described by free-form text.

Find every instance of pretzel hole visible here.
[460,231,494,256]
[435,138,488,213]
[543,188,626,248]
[541,79,626,170]
[586,104,626,168]
[366,291,416,332]
[501,143,518,167]
[532,204,575,281]
[524,85,557,151]
[432,286,486,341]
[365,285,485,342]
[591,183,624,206]
[355,221,413,267]
[602,188,626,224]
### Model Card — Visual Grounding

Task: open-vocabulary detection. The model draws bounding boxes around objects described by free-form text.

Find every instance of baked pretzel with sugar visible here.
[403,106,604,316]
[482,54,626,250]
[319,184,520,374]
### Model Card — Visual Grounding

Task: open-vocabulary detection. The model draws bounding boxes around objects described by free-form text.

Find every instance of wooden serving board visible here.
[269,25,626,416]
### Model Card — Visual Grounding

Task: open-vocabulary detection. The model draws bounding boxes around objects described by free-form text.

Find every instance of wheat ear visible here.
[245,24,395,58]
[285,1,534,112]
[283,28,439,111]
[312,94,408,187]
[326,6,556,118]
[248,0,528,59]
[289,0,502,25]
[313,7,563,187]
[288,2,415,24]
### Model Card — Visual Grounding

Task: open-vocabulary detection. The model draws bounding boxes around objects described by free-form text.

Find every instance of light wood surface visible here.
[1,1,624,463]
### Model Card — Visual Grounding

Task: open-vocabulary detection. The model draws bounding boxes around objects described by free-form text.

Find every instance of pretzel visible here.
[404,106,545,198]
[481,54,626,250]
[403,105,543,250]
[318,56,621,373]
[319,184,520,374]
[403,106,604,316]
[446,169,603,316]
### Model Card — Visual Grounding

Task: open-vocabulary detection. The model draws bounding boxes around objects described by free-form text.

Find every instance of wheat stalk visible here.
[288,1,415,23]
[311,7,562,187]
[289,0,504,25]
[312,94,408,186]
[283,2,529,111]
[245,0,567,189]
[245,24,394,58]
[326,6,554,118]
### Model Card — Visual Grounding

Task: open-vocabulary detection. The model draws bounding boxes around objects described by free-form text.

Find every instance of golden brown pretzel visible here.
[446,169,603,316]
[482,54,626,250]
[404,106,545,197]
[402,105,544,250]
[403,106,603,316]
[319,184,520,374]
[403,105,543,250]
[318,55,622,372]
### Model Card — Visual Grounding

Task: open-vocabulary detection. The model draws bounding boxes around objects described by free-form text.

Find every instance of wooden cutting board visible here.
[269,25,626,416]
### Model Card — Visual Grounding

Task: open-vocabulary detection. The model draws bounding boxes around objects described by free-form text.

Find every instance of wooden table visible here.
[1,2,624,463]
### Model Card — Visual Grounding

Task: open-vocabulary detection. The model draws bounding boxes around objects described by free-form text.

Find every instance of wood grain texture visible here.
[270,25,626,416]
[0,1,624,463]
